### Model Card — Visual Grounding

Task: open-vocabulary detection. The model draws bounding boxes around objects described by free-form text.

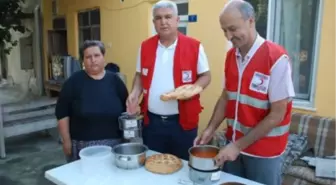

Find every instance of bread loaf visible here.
[160,84,203,101]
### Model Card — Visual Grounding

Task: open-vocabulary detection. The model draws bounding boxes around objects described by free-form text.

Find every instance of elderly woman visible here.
[55,40,128,162]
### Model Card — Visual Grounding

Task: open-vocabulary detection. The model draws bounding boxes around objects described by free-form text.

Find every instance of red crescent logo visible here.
[257,78,264,86]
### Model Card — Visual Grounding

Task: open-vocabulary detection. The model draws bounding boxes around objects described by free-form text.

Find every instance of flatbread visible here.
[145,154,183,174]
[160,84,203,101]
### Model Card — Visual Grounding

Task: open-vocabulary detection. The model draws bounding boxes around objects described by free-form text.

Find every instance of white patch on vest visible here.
[143,89,147,94]
[182,70,192,83]
[142,68,148,76]
[249,72,270,94]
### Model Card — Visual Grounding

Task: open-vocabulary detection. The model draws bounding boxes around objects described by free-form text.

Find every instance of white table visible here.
[45,150,263,185]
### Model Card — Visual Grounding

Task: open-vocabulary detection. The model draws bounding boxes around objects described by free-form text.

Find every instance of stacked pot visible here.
[118,112,143,144]
[188,145,222,185]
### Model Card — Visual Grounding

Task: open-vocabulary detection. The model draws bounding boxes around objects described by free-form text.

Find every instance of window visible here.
[78,9,101,47]
[52,17,66,30]
[52,0,58,17]
[177,0,188,35]
[246,0,322,108]
[151,0,189,35]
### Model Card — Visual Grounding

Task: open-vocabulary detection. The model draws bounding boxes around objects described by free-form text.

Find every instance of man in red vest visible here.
[126,0,211,160]
[195,0,295,185]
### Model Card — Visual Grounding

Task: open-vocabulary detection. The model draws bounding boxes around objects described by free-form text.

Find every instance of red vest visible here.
[140,33,203,130]
[225,41,292,157]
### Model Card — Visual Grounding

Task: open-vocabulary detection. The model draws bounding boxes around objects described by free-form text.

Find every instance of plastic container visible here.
[78,145,113,175]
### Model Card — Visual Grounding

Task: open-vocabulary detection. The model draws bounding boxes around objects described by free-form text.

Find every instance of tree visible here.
[0,0,29,55]
[246,0,268,38]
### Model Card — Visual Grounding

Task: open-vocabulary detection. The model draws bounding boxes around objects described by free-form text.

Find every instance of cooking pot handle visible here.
[118,156,131,161]
[212,159,224,169]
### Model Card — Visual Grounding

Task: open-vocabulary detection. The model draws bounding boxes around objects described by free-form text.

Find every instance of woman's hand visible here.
[62,140,72,156]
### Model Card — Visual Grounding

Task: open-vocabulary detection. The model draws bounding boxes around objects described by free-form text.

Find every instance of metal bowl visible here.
[188,145,220,171]
[112,142,148,170]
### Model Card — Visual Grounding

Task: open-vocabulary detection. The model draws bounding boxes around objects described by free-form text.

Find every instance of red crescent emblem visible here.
[257,78,264,86]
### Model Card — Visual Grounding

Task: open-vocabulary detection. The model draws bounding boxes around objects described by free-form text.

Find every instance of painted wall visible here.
[41,0,335,132]
[6,20,34,91]
[42,0,155,86]
[299,0,335,118]
[0,0,40,96]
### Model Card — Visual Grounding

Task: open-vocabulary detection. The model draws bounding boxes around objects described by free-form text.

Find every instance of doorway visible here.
[0,46,8,80]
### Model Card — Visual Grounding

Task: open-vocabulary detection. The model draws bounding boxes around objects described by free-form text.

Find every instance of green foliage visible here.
[246,0,268,38]
[0,0,29,55]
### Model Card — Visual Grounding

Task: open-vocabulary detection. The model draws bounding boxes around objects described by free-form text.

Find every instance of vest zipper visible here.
[233,58,247,142]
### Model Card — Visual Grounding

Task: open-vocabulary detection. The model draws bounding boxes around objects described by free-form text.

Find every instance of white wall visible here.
[7,19,36,93]
[4,0,39,95]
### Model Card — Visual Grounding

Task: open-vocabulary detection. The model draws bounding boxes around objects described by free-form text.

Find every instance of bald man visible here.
[194,0,295,184]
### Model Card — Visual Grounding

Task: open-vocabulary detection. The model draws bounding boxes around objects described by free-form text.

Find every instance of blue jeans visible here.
[143,112,197,160]
[223,153,283,185]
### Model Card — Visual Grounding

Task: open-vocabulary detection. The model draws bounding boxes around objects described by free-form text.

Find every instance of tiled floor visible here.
[0,130,66,185]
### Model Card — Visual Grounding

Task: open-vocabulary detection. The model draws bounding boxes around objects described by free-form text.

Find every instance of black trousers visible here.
[143,112,198,160]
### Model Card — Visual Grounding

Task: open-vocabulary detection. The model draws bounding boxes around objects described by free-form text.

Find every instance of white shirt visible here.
[136,39,210,115]
[223,35,295,102]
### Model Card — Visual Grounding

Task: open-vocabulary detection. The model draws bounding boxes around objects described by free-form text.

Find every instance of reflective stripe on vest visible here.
[227,119,289,137]
[227,91,270,110]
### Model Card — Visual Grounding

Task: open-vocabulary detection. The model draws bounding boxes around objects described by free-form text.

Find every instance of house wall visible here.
[6,19,34,92]
[42,0,335,132]
[0,0,42,97]
[301,0,335,118]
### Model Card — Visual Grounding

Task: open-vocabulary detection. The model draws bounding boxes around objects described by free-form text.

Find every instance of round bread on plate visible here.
[145,153,183,174]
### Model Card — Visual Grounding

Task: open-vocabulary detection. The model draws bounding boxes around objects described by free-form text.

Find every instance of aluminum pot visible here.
[188,145,220,171]
[118,112,143,130]
[189,165,221,185]
[122,129,142,140]
[112,142,148,170]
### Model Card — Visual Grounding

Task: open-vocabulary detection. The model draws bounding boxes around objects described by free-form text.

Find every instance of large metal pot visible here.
[188,145,222,185]
[112,142,148,170]
[188,145,220,171]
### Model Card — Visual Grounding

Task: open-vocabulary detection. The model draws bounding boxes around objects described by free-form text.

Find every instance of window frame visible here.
[178,22,188,35]
[52,0,58,17]
[267,0,324,110]
[78,8,101,47]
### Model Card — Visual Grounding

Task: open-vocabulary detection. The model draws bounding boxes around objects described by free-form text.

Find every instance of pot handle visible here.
[213,159,217,166]
[213,159,224,169]
[118,156,131,161]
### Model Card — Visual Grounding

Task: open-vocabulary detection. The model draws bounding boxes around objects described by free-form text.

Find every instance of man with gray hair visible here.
[126,0,211,160]
[195,0,295,184]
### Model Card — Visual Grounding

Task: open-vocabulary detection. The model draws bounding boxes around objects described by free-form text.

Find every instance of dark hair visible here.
[79,40,105,60]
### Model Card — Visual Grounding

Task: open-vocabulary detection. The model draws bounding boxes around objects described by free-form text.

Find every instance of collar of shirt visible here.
[235,34,265,63]
[158,39,178,50]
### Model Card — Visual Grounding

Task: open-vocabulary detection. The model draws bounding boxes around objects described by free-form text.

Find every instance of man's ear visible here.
[248,17,255,28]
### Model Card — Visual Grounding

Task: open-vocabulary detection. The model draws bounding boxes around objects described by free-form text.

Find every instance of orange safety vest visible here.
[140,33,203,130]
[224,41,292,157]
